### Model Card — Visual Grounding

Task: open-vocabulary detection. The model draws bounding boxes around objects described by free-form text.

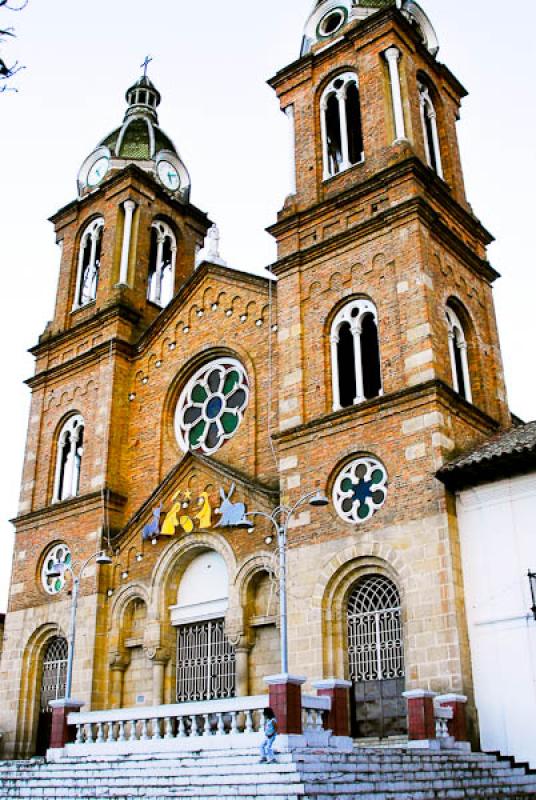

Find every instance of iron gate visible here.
[176,619,236,702]
[36,637,68,755]
[347,575,406,739]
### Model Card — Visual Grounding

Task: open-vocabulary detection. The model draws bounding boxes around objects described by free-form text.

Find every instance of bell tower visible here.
[269,0,509,438]
[47,71,210,342]
[267,0,511,711]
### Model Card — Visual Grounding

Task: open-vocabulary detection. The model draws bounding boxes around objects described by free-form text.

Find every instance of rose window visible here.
[175,358,249,455]
[41,543,72,595]
[333,457,388,524]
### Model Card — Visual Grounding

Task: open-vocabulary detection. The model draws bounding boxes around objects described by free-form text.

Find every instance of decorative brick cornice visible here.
[12,489,127,529]
[273,380,500,445]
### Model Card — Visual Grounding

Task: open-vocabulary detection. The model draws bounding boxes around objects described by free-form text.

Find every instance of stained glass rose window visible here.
[41,543,72,595]
[333,456,388,524]
[175,358,249,455]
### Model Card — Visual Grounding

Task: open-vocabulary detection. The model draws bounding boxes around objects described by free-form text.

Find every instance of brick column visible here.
[402,690,437,741]
[264,674,305,735]
[313,679,352,737]
[48,699,84,750]
[437,694,468,742]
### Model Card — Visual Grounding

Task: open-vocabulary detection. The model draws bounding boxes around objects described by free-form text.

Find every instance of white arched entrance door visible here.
[347,575,406,739]
[170,551,235,702]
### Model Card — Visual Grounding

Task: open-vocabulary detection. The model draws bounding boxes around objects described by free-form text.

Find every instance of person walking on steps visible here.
[259,707,278,764]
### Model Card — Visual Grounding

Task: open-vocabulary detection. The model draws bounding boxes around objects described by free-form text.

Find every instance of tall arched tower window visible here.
[419,82,443,178]
[148,220,177,308]
[321,72,364,180]
[446,305,472,403]
[331,299,382,411]
[52,415,85,503]
[74,218,104,309]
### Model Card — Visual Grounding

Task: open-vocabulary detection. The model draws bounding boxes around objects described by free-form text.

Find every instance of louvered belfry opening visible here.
[347,576,407,739]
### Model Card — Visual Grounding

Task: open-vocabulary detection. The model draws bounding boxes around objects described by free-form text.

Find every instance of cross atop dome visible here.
[140,55,153,78]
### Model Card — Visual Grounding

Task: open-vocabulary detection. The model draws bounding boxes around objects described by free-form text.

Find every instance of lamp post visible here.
[48,550,112,701]
[242,490,329,674]
[529,570,536,622]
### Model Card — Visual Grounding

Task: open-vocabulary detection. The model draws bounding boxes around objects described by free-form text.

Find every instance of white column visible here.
[73,237,87,310]
[448,331,459,393]
[320,100,331,180]
[459,343,473,403]
[337,88,351,171]
[118,200,136,286]
[284,105,296,196]
[152,235,165,304]
[429,108,444,178]
[331,333,341,411]
[351,322,365,403]
[384,46,406,143]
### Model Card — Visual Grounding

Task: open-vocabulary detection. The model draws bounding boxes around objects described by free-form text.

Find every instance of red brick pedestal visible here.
[402,690,437,741]
[264,674,306,735]
[437,694,468,742]
[48,699,84,750]
[313,679,352,737]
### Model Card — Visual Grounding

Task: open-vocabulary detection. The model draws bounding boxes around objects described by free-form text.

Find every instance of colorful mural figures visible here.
[142,485,249,542]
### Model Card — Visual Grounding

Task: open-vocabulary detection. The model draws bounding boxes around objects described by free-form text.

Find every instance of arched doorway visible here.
[347,575,406,739]
[35,636,68,755]
[171,551,236,702]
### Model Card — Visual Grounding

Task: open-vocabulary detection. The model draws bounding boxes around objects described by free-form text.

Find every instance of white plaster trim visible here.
[169,598,228,626]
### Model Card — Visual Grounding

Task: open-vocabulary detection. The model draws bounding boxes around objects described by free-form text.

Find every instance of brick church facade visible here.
[0,0,513,759]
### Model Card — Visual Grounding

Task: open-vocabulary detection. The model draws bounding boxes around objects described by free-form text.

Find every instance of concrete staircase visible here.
[0,746,536,799]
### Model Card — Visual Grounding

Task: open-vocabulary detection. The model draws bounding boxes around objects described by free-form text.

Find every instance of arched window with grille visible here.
[52,415,84,503]
[320,72,364,180]
[446,305,473,403]
[347,575,406,739]
[147,220,177,307]
[74,217,104,309]
[330,298,382,411]
[419,82,443,178]
[35,636,68,756]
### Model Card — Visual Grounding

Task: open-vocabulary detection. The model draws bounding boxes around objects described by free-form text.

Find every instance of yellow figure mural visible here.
[160,490,212,536]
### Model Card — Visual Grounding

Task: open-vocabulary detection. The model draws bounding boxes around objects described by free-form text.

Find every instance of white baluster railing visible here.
[67,695,269,755]
[434,704,453,739]
[301,694,330,732]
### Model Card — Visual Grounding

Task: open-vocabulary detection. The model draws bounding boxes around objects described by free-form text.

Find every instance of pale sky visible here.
[1,0,535,612]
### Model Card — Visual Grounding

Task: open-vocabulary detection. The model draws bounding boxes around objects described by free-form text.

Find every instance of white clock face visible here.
[158,160,180,191]
[87,156,110,187]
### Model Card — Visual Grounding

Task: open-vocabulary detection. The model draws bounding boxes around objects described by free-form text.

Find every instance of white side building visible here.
[439,422,536,769]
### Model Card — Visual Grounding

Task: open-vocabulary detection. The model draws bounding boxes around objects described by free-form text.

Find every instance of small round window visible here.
[175,358,249,455]
[41,543,71,595]
[317,7,348,39]
[333,456,388,524]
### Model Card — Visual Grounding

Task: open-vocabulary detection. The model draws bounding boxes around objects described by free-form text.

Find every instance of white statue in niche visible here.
[195,224,227,268]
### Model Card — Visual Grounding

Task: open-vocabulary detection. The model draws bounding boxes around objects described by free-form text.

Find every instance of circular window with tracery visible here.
[333,456,388,524]
[41,543,72,595]
[174,358,249,455]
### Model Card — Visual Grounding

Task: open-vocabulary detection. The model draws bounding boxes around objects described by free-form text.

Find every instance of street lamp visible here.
[528,570,536,621]
[241,489,329,674]
[47,550,112,701]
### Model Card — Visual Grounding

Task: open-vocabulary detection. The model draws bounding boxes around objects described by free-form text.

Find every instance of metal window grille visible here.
[40,637,68,712]
[176,619,236,703]
[347,576,404,682]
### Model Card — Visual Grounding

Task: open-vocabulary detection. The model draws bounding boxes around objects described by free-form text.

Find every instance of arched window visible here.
[52,415,84,503]
[331,299,382,411]
[419,82,443,178]
[446,306,472,403]
[147,220,177,307]
[321,72,364,180]
[74,218,104,309]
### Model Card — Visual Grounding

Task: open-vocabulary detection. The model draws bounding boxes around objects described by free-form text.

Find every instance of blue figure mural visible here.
[142,503,163,541]
[215,484,248,527]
